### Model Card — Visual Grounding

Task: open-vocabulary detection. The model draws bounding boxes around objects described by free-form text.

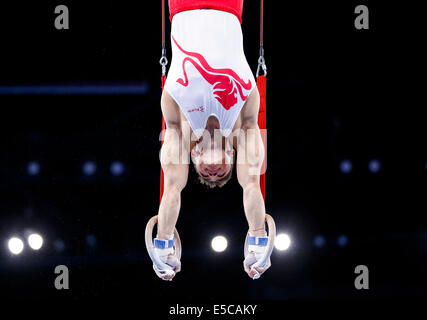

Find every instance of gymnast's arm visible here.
[157,92,189,240]
[236,89,267,238]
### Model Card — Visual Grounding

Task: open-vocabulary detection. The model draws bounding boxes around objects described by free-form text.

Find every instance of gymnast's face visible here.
[191,137,234,184]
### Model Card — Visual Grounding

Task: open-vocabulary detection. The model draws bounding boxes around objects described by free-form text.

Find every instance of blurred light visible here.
[28,233,43,250]
[86,234,97,247]
[313,235,326,248]
[8,237,24,255]
[368,159,381,173]
[0,83,150,95]
[53,239,65,252]
[274,233,291,251]
[110,161,124,176]
[27,161,40,176]
[337,235,349,247]
[82,161,97,176]
[211,235,228,252]
[340,160,352,174]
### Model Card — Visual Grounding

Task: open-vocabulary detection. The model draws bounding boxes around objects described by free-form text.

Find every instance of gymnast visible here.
[147,0,275,281]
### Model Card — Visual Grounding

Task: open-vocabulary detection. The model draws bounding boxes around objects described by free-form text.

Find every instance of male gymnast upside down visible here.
[151,0,274,280]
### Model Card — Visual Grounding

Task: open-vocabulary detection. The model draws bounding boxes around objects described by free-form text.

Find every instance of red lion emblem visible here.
[172,35,252,110]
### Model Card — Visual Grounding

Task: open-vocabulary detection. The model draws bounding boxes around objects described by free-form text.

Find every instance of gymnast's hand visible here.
[243,249,271,280]
[153,247,181,281]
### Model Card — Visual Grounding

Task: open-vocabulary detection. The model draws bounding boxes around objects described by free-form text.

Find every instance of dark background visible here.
[0,0,425,305]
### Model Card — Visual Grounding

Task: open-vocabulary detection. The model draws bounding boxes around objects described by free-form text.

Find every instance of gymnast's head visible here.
[191,130,235,188]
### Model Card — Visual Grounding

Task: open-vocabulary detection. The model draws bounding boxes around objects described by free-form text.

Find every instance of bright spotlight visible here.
[275,233,291,251]
[27,161,40,176]
[110,161,124,176]
[28,233,43,250]
[340,160,352,174]
[8,237,24,255]
[82,161,97,176]
[368,159,381,173]
[211,235,228,252]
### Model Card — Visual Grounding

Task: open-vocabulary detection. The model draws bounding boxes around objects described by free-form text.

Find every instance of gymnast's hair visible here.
[197,164,233,188]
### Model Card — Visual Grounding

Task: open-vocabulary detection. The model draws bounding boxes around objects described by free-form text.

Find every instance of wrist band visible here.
[154,238,174,249]
[248,236,268,246]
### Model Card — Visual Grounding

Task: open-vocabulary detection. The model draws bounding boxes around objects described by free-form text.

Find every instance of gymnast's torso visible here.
[163,4,256,140]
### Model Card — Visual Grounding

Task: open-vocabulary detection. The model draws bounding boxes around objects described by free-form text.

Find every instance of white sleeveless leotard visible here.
[164,9,256,139]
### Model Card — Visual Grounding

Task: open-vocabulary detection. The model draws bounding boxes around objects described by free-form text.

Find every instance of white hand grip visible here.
[145,215,182,280]
[244,214,276,279]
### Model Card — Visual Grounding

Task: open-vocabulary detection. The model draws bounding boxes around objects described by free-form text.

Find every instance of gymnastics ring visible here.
[145,215,182,280]
[244,213,276,280]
